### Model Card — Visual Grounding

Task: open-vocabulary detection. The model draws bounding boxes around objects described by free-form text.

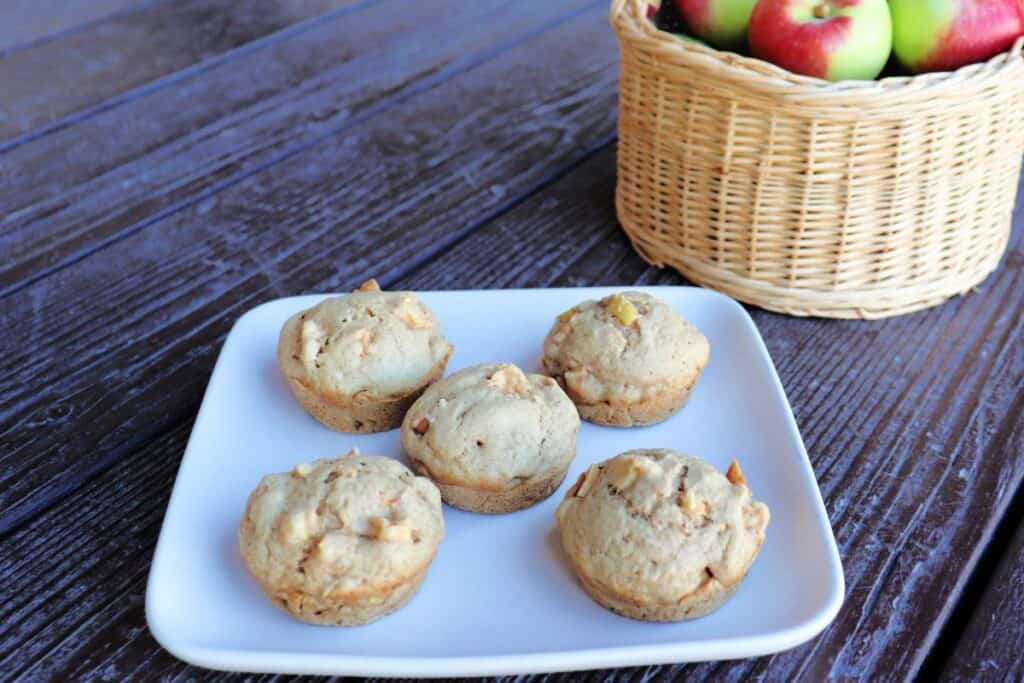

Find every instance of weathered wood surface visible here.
[1,0,1022,680]
[940,520,1024,683]
[0,0,613,534]
[0,0,362,142]
[404,150,1024,681]
[0,0,148,52]
[0,0,600,293]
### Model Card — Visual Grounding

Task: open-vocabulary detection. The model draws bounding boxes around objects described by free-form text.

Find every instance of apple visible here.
[672,32,707,46]
[890,0,1024,73]
[748,0,892,81]
[673,0,758,49]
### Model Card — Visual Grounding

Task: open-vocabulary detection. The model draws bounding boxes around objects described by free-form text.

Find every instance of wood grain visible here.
[4,143,1022,680]
[939,525,1024,682]
[2,0,1023,677]
[0,421,188,679]
[0,1,616,537]
[0,0,152,52]
[0,429,743,679]
[403,147,1024,681]
[0,0,596,295]
[0,418,702,681]
[0,0,360,142]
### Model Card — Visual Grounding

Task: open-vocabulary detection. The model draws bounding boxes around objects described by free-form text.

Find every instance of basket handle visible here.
[610,0,656,28]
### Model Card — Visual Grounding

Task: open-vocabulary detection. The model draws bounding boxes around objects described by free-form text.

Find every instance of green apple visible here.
[673,0,758,49]
[748,0,892,81]
[890,0,1024,73]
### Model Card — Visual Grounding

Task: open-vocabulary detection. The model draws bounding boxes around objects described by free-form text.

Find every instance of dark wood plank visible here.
[0,428,727,679]
[0,404,688,681]
[0,0,360,142]
[405,148,1024,681]
[0,421,189,678]
[0,0,150,52]
[6,143,1023,680]
[0,0,587,294]
[4,0,1021,676]
[0,0,615,536]
[940,522,1024,682]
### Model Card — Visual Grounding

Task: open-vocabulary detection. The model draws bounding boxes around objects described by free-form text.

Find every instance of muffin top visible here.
[542,292,709,404]
[239,451,444,601]
[555,448,769,607]
[401,363,580,490]
[278,279,452,399]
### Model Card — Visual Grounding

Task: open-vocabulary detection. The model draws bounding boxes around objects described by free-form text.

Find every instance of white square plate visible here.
[147,286,844,677]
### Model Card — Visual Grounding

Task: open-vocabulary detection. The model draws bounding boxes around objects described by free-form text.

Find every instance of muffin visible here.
[401,362,580,513]
[277,279,453,433]
[238,450,444,625]
[541,291,709,426]
[555,448,769,621]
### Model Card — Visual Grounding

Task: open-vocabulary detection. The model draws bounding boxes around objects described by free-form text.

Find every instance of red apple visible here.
[748,0,892,81]
[890,0,1024,73]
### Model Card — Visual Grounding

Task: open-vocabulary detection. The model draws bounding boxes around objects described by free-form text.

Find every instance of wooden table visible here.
[2,1,1022,680]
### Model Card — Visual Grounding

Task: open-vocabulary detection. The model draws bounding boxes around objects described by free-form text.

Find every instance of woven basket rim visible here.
[612,0,1024,106]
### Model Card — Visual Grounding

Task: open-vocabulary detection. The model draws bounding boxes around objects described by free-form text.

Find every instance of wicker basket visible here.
[612,0,1024,318]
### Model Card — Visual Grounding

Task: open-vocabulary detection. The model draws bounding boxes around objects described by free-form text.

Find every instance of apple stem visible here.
[812,3,828,18]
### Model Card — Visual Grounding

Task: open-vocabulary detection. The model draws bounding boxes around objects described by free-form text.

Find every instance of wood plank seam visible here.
[808,277,1024,677]
[0,0,385,156]
[0,0,166,57]
[0,0,384,142]
[0,204,622,671]
[0,136,617,540]
[0,421,180,538]
[626,252,1024,680]
[0,0,605,302]
[389,148,1024,678]
[897,289,1024,677]
[0,420,192,668]
[934,477,1024,680]
[371,133,618,289]
[935,507,1024,679]
[799,298,974,510]
[0,146,1019,678]
[0,74,614,446]
[2,0,1019,672]
[1,0,570,287]
[0,139,619,540]
[1,541,153,680]
[912,389,1024,679]
[806,303,1024,677]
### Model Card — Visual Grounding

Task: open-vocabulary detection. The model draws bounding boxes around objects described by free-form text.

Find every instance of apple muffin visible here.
[541,291,709,426]
[401,363,580,513]
[556,448,769,621]
[277,279,453,433]
[238,450,444,625]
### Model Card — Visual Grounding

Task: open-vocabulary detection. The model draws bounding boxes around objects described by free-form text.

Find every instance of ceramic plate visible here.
[146,286,844,676]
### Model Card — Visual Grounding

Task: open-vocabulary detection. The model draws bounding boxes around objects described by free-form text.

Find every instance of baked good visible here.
[238,450,444,625]
[401,362,580,513]
[541,291,709,426]
[555,448,769,621]
[277,279,453,433]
